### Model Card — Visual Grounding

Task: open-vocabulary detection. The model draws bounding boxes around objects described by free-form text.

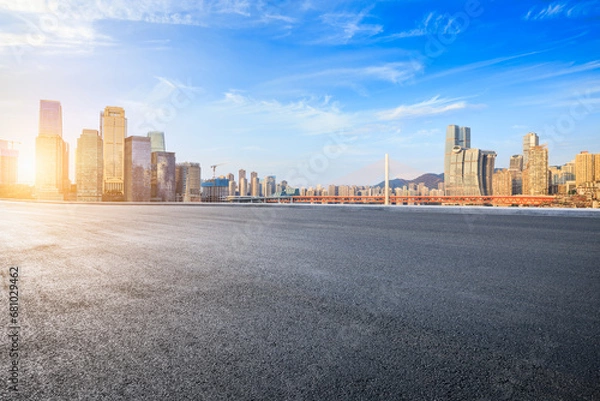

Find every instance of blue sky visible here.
[1,0,599,186]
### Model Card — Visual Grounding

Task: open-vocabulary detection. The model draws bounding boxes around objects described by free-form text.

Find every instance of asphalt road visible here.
[1,202,599,400]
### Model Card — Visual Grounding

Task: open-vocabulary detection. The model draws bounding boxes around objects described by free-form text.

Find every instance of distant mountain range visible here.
[375,173,444,189]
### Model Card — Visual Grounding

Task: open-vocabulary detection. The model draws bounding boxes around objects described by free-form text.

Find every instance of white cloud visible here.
[314,7,383,44]
[524,1,600,20]
[377,96,475,120]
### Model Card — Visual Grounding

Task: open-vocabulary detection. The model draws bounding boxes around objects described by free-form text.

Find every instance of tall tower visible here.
[76,129,103,202]
[523,132,539,169]
[36,100,69,200]
[575,151,595,186]
[250,171,259,197]
[124,136,152,202]
[444,124,471,195]
[238,169,247,196]
[101,106,127,200]
[524,145,548,195]
[509,154,524,195]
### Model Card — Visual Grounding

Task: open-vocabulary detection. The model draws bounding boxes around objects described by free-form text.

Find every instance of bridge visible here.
[259,195,557,207]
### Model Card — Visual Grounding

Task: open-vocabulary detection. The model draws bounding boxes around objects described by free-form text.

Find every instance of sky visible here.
[1,0,599,186]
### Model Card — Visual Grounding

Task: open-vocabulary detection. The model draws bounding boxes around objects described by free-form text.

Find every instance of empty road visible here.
[1,202,599,400]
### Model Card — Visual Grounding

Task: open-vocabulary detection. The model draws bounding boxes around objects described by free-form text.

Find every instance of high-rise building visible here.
[147,131,166,153]
[151,151,176,201]
[101,106,127,200]
[0,140,18,185]
[575,151,594,186]
[76,129,103,202]
[444,125,471,194]
[523,145,548,195]
[446,147,496,196]
[250,171,259,197]
[124,136,152,202]
[36,100,69,200]
[493,169,512,196]
[176,162,201,202]
[523,132,539,168]
[263,175,276,197]
[509,154,524,195]
[238,169,247,196]
[595,154,600,182]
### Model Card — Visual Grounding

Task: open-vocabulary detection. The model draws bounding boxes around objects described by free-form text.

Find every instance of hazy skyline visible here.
[1,0,599,185]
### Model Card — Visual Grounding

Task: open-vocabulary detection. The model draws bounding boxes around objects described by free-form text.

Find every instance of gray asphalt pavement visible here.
[1,202,599,400]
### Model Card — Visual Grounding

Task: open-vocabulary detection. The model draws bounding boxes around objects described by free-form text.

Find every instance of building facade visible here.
[0,140,18,185]
[523,145,549,195]
[101,106,127,200]
[492,169,512,196]
[36,100,69,200]
[125,136,152,202]
[446,147,496,196]
[151,151,176,202]
[575,151,594,186]
[76,129,103,201]
[176,162,201,202]
[523,132,539,168]
[147,131,166,153]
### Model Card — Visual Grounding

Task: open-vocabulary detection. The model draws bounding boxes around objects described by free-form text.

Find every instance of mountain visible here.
[375,173,444,189]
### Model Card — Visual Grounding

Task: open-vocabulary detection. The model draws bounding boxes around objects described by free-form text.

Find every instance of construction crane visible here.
[210,163,227,179]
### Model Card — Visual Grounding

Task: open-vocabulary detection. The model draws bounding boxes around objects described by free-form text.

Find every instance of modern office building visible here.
[523,132,539,168]
[176,162,201,202]
[151,151,176,202]
[575,151,595,186]
[0,140,18,185]
[147,131,166,153]
[263,175,276,197]
[124,136,152,202]
[523,145,549,195]
[101,106,127,200]
[250,171,260,197]
[444,125,471,194]
[446,147,496,196]
[509,154,524,195]
[36,100,69,200]
[76,129,103,202]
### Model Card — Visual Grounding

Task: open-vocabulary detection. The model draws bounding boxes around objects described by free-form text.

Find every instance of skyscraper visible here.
[101,106,127,200]
[176,162,201,202]
[125,136,152,202]
[447,147,496,196]
[263,175,276,197]
[147,131,166,153]
[0,140,18,185]
[444,124,471,194]
[509,154,524,195]
[151,151,176,201]
[36,100,69,200]
[76,129,103,202]
[523,145,549,195]
[523,132,539,168]
[250,171,259,197]
[238,169,247,196]
[575,151,594,186]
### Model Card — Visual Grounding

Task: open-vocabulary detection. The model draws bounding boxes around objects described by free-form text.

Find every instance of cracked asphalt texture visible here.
[1,202,599,400]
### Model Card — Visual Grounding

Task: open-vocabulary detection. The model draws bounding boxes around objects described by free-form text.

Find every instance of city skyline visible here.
[1,1,599,185]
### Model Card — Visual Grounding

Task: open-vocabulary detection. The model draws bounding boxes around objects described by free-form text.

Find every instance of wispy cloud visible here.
[524,1,600,20]
[263,61,424,93]
[377,96,479,120]
[312,7,383,44]
[383,11,469,41]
